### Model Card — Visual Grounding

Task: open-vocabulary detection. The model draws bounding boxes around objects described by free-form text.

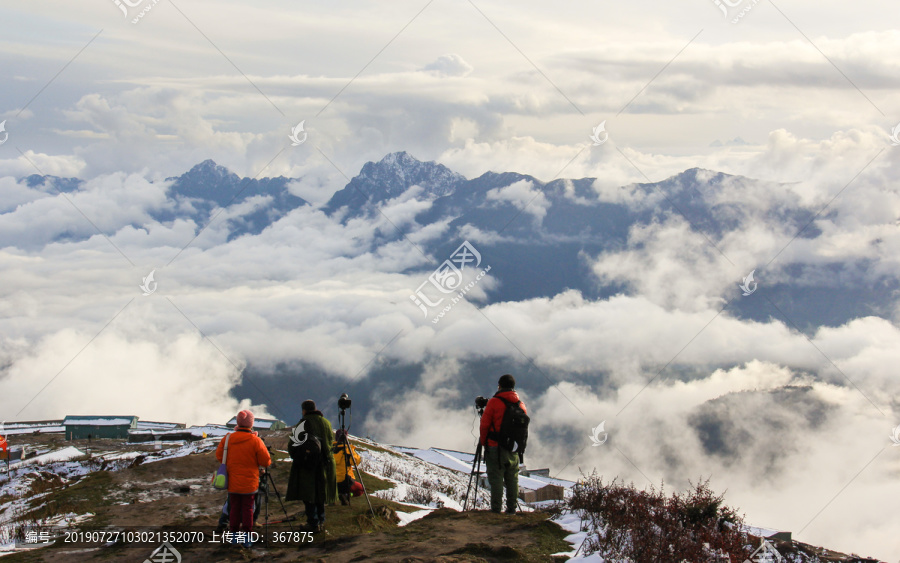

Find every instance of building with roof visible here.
[135,421,185,430]
[190,424,231,438]
[519,483,566,503]
[225,416,285,430]
[63,415,138,440]
[0,420,64,435]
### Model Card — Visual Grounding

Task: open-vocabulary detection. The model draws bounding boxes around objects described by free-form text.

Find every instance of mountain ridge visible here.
[14,153,891,330]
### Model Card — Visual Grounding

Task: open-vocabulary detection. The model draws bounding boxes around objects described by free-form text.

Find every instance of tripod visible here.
[261,466,294,545]
[463,403,486,511]
[337,408,376,519]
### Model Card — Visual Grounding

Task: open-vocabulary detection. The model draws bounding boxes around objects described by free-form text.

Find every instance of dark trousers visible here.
[484,446,519,513]
[219,489,262,529]
[228,493,256,533]
[304,501,325,526]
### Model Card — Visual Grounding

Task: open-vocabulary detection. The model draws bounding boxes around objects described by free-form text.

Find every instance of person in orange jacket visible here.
[479,374,527,514]
[216,410,271,545]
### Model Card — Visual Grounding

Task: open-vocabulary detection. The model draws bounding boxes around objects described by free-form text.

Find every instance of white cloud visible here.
[484,179,549,224]
[422,54,473,77]
[0,172,170,250]
[0,327,265,426]
[0,151,87,179]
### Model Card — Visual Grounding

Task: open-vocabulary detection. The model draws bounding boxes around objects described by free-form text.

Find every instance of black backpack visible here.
[490,395,529,455]
[289,427,322,470]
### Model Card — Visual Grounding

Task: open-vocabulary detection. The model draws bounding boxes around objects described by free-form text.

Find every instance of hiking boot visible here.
[316,522,326,532]
[505,508,516,515]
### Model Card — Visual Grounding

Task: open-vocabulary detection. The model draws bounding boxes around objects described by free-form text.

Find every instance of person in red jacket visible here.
[479,374,527,514]
[216,410,272,546]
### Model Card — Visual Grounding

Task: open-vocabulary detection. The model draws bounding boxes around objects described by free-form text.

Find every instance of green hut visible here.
[64,415,138,440]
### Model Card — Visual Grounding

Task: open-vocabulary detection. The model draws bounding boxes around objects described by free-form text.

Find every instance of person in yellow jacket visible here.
[332,430,362,505]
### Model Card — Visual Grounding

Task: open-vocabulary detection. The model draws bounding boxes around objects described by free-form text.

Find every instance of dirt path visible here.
[292,509,570,563]
[13,509,570,563]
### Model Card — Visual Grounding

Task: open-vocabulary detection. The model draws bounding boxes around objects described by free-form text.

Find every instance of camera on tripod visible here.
[464,396,490,511]
[333,392,375,517]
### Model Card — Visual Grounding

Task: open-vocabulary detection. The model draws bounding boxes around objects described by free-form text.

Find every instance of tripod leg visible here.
[336,412,377,520]
[264,484,269,546]
[464,470,474,511]
[465,454,474,510]
[266,471,295,532]
[464,446,477,511]
[347,440,376,519]
[464,444,482,511]
[473,445,482,510]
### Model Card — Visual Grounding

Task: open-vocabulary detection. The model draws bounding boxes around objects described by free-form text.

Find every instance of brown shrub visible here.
[565,475,747,562]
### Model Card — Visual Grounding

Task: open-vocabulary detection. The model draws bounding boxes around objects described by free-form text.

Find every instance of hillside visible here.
[0,430,571,562]
[0,429,886,562]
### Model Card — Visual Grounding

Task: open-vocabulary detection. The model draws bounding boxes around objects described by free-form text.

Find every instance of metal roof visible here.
[63,415,138,426]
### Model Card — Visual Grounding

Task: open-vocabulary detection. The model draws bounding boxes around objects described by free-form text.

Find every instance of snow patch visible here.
[395,509,432,526]
[554,510,606,562]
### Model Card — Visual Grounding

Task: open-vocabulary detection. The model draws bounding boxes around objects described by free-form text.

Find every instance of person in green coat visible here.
[285,400,338,531]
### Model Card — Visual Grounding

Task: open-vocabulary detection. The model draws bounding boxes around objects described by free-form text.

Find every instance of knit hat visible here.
[236,409,254,429]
